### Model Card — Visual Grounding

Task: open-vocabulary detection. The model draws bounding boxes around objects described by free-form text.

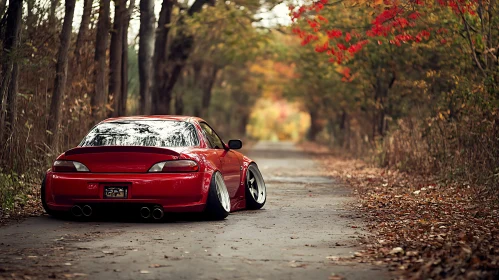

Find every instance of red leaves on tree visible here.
[408,11,421,20]
[345,32,352,42]
[438,0,478,15]
[327,29,342,39]
[301,34,319,46]
[347,40,368,55]
[315,3,325,12]
[372,6,403,25]
[307,19,320,32]
[290,0,472,76]
[337,43,347,51]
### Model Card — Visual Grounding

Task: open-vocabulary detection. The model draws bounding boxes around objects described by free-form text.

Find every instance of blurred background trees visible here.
[0,0,497,211]
[0,0,288,172]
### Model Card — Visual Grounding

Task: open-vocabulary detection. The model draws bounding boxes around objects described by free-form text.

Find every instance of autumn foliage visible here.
[290,0,486,77]
[287,2,499,276]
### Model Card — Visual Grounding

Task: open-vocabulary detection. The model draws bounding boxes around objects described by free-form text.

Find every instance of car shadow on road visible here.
[43,211,234,224]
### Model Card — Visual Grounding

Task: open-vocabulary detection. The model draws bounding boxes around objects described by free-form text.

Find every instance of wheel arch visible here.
[236,156,258,201]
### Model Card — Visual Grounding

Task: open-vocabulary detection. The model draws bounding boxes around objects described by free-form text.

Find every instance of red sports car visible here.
[41,116,266,220]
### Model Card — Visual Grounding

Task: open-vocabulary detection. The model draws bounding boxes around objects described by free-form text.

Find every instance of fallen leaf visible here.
[389,247,404,255]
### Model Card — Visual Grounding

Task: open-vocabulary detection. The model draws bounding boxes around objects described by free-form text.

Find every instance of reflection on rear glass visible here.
[79,121,199,147]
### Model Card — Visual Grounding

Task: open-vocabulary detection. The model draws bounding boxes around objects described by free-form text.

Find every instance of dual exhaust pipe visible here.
[71,205,92,217]
[140,206,164,220]
[70,205,163,220]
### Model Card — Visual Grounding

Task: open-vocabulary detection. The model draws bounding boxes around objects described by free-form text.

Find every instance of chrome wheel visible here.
[214,172,231,212]
[247,164,266,204]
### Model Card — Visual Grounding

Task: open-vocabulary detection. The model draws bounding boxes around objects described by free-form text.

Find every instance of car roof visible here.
[101,115,206,124]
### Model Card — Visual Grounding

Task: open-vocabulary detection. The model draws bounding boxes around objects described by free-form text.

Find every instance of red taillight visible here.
[53,160,90,172]
[148,160,199,173]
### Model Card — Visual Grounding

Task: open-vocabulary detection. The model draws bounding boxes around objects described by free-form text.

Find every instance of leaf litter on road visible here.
[302,143,499,279]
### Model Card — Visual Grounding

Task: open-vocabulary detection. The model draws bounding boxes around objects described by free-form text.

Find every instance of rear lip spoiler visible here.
[65,146,181,156]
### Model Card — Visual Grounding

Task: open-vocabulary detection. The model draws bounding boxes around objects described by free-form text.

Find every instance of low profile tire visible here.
[205,171,230,220]
[245,164,266,210]
[41,178,66,219]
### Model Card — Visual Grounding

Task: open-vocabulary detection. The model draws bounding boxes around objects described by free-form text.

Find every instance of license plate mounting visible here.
[104,186,128,199]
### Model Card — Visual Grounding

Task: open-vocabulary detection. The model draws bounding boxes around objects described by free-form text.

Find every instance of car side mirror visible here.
[228,139,242,150]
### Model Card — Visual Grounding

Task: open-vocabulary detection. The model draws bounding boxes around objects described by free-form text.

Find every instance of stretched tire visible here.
[245,163,266,209]
[41,178,66,218]
[205,171,230,220]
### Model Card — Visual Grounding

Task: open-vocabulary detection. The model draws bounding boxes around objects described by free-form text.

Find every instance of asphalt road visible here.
[0,142,388,280]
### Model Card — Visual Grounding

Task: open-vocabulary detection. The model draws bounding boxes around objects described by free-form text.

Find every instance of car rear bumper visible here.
[44,171,212,212]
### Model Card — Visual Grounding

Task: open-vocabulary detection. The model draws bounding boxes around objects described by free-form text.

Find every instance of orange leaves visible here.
[341,67,352,82]
[315,41,329,53]
[317,15,329,23]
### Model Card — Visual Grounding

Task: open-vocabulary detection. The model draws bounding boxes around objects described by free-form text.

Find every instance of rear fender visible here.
[43,171,56,205]
[193,156,219,205]
[233,156,257,204]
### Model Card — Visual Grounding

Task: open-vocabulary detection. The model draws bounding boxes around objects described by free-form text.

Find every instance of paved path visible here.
[0,142,388,279]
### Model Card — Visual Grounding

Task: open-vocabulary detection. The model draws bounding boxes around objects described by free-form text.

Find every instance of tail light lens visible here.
[148,160,199,173]
[53,160,90,172]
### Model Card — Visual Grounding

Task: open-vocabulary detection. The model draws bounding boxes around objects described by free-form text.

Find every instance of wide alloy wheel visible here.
[245,164,266,209]
[205,171,230,220]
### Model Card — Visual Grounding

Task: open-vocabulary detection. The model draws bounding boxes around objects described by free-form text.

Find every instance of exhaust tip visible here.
[140,207,151,219]
[152,207,164,220]
[82,205,92,217]
[71,205,83,217]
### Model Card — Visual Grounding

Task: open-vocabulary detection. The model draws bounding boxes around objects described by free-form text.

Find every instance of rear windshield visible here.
[79,120,199,147]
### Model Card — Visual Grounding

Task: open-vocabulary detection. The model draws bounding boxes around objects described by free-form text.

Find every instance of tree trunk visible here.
[200,65,218,117]
[151,0,174,114]
[138,0,155,115]
[0,0,7,17]
[308,109,322,141]
[6,57,19,135]
[119,0,135,116]
[191,61,202,115]
[49,0,59,26]
[74,0,93,64]
[91,0,110,122]
[239,113,249,136]
[0,0,23,142]
[26,0,36,28]
[174,91,184,115]
[108,0,126,117]
[47,0,77,149]
[151,0,210,115]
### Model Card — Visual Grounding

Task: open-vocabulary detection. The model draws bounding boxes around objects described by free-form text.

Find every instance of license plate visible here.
[104,186,128,198]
